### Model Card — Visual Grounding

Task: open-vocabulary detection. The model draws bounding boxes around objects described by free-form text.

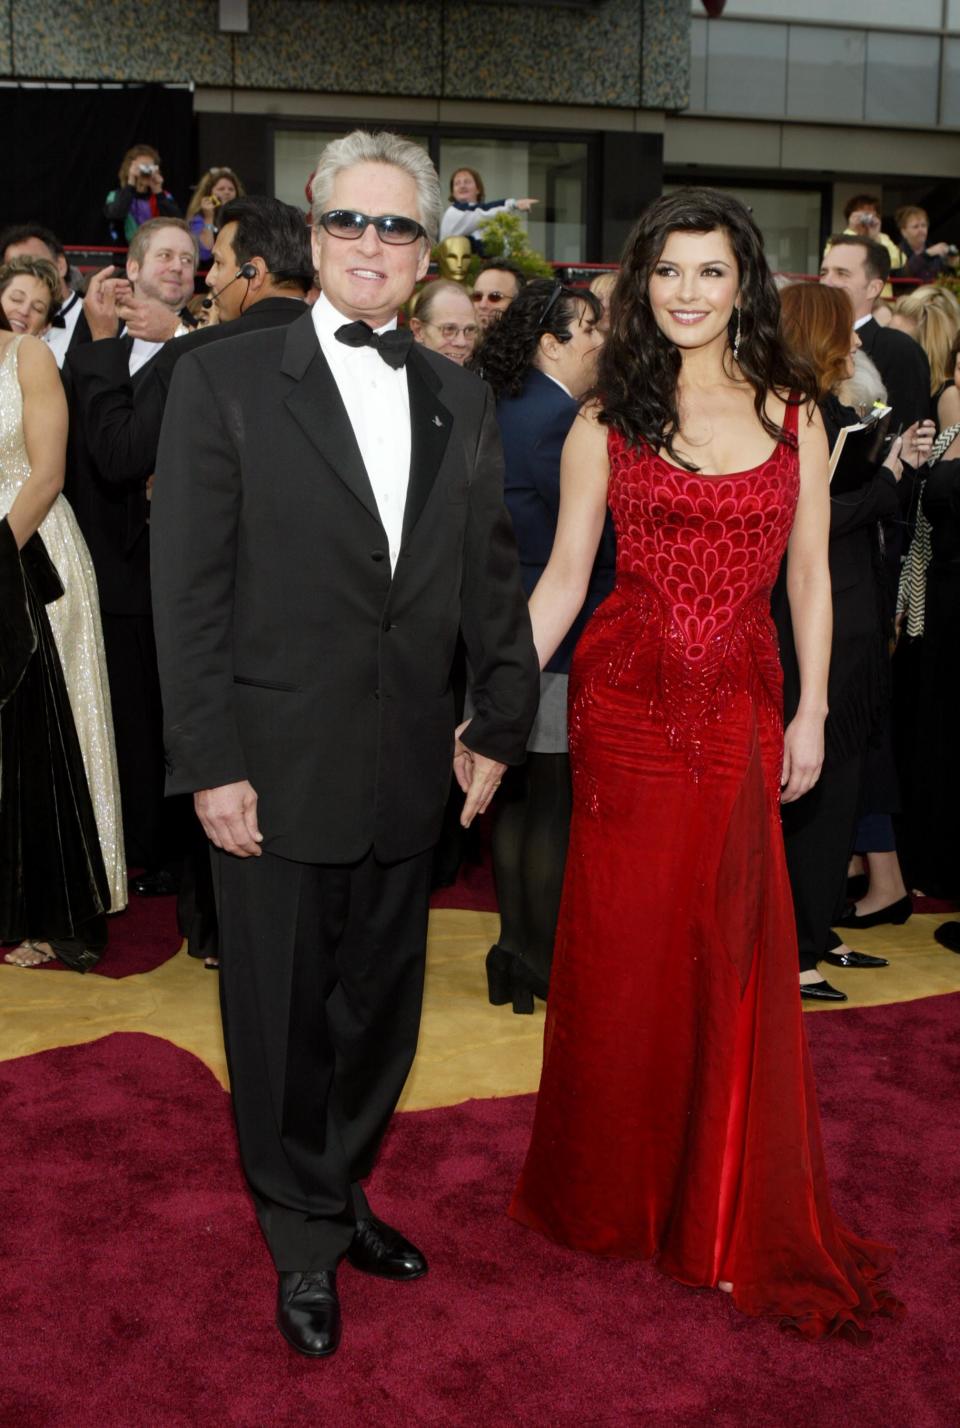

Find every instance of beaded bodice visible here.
[572,408,800,778]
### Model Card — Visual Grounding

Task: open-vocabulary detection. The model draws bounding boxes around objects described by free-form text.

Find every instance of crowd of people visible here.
[3,133,958,1355]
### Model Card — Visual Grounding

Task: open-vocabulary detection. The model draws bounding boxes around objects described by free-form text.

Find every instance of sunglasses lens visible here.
[472,291,503,303]
[322,210,366,238]
[375,215,422,245]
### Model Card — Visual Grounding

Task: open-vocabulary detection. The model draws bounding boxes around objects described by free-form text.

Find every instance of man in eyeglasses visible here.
[151,131,538,1359]
[471,257,527,331]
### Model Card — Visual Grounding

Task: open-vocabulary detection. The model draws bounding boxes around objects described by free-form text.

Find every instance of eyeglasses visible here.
[319,209,426,246]
[424,321,479,341]
[471,290,511,305]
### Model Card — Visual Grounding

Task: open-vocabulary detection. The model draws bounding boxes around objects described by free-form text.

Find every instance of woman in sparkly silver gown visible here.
[0,326,126,970]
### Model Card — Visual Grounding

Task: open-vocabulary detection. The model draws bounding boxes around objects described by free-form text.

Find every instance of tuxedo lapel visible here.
[281,312,382,526]
[857,317,878,356]
[403,348,452,542]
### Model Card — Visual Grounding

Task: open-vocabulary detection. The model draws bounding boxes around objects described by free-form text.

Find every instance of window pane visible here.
[786,26,865,122]
[689,17,707,111]
[665,182,823,277]
[865,32,940,126]
[705,21,787,117]
[943,39,960,125]
[708,0,941,26]
[439,137,587,263]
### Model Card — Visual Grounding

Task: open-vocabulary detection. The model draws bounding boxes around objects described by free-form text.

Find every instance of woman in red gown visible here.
[509,190,903,1341]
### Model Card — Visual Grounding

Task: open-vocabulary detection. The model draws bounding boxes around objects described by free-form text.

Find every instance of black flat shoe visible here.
[934,922,960,954]
[800,979,847,1002]
[346,1215,427,1281]
[276,1269,341,1357]
[822,949,889,969]
[834,894,912,930]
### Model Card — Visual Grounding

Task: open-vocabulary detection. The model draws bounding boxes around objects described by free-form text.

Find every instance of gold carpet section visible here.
[1,909,959,1111]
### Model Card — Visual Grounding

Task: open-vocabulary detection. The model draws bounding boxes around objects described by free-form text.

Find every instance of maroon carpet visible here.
[1,997,958,1427]
[41,892,181,978]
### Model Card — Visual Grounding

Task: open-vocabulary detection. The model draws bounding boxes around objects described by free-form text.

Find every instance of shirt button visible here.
[371,549,386,562]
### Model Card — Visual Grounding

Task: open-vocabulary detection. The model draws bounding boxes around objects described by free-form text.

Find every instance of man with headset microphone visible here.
[64,195,314,960]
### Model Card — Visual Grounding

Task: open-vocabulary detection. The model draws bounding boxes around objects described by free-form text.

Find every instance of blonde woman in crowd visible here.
[185,166,245,262]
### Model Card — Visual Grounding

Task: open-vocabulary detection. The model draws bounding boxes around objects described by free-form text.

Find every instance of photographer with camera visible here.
[104,144,182,244]
[896,205,960,284]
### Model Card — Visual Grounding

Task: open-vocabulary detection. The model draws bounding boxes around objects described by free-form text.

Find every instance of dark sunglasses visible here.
[319,209,426,246]
[537,281,565,328]
[471,289,510,304]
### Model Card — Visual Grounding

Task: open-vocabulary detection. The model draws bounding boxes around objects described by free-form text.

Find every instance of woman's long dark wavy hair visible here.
[597,188,814,469]
[469,279,602,399]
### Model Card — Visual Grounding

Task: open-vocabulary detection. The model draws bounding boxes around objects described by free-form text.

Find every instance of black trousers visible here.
[211,843,432,1272]
[782,752,864,973]
[100,612,169,869]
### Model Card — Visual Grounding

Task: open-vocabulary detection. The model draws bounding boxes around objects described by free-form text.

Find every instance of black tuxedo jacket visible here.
[151,310,540,864]
[61,335,158,615]
[857,318,930,430]
[66,297,307,487]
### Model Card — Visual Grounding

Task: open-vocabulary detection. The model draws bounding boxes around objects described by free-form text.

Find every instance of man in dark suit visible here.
[151,132,539,1358]
[68,196,312,944]
[820,235,930,429]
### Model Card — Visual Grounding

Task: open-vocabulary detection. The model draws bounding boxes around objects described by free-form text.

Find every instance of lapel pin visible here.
[432,414,443,427]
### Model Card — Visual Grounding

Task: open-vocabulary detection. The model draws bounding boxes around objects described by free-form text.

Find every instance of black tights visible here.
[491,752,572,986]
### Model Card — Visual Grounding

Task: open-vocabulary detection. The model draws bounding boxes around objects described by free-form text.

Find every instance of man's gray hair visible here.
[310,130,442,247]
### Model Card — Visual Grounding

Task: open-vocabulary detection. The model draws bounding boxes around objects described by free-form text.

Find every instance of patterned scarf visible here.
[896,422,960,638]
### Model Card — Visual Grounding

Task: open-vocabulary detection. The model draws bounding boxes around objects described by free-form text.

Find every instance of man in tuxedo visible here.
[151,132,539,1358]
[62,217,198,885]
[820,235,930,429]
[71,195,312,945]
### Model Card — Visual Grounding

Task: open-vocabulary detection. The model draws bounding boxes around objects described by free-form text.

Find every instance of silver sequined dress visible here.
[0,336,126,911]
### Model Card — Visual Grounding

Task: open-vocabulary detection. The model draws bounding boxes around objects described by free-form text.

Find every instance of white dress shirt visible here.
[43,290,83,369]
[311,291,411,571]
[128,338,163,377]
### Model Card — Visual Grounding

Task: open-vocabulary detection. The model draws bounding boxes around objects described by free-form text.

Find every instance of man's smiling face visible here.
[312,162,430,327]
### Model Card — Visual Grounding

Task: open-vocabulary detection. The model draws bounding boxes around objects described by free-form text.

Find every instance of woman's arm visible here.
[527,407,610,669]
[781,402,832,803]
[936,384,960,460]
[5,337,67,549]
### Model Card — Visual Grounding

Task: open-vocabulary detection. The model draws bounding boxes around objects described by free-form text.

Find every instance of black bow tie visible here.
[335,320,413,369]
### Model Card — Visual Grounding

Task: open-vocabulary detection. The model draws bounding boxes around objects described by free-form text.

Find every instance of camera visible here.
[948,244,959,257]
[137,163,158,177]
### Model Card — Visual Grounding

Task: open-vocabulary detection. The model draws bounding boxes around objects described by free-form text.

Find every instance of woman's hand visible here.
[781,710,825,804]
[200,196,217,224]
[899,419,935,468]
[515,198,539,212]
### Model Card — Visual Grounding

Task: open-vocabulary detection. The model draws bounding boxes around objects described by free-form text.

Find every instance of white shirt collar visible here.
[853,314,873,330]
[311,290,398,342]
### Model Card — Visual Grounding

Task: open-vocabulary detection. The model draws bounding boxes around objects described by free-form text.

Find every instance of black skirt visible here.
[0,518,109,968]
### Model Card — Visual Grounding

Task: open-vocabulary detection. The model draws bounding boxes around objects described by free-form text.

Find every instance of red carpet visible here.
[41,892,181,978]
[1,997,958,1427]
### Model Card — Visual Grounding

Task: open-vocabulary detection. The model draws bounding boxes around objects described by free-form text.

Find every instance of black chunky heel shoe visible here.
[486,944,514,1005]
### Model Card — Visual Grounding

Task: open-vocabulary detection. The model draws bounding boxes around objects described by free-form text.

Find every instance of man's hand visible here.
[195,780,263,857]
[454,720,507,827]
[115,292,180,342]
[83,266,130,340]
[148,167,165,196]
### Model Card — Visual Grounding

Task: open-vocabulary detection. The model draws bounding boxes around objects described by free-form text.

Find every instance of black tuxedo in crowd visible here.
[65,295,307,926]
[150,310,539,1270]
[856,317,930,430]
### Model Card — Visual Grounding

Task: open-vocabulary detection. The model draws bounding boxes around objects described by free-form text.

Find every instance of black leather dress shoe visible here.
[822,949,889,969]
[276,1270,341,1357]
[834,894,912,930]
[346,1215,427,1281]
[129,868,179,897]
[799,979,847,1002]
[934,921,960,954]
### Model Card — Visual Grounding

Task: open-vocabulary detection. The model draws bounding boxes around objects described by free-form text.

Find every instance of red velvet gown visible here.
[510,407,903,1341]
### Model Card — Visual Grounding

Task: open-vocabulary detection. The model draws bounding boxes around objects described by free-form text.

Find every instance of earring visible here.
[733,306,742,361]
